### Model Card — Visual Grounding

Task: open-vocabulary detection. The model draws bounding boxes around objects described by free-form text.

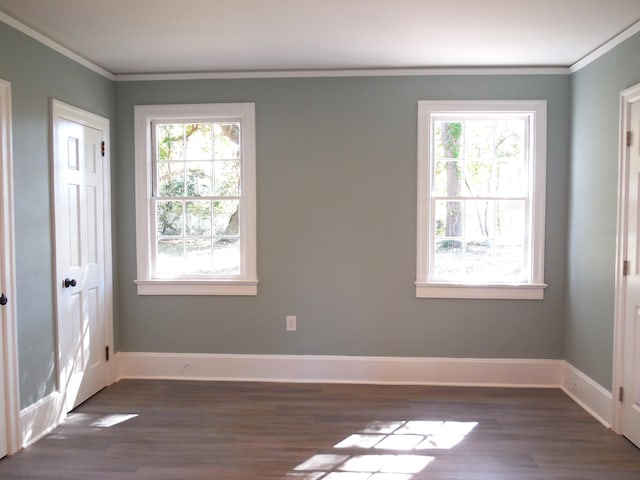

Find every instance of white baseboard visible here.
[15,355,613,451]
[561,361,613,428]
[114,352,563,387]
[19,391,64,448]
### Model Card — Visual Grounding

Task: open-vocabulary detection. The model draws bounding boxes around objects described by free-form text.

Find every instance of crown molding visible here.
[114,67,569,81]
[570,19,640,73]
[0,11,114,80]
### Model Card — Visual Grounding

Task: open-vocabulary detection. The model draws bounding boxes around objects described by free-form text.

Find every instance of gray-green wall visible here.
[566,31,640,390]
[0,21,115,408]
[115,75,570,359]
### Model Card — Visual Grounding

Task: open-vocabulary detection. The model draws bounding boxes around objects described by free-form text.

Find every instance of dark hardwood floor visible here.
[1,380,639,479]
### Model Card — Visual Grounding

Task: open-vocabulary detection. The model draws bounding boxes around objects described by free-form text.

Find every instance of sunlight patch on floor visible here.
[335,420,477,451]
[286,420,477,479]
[89,413,138,428]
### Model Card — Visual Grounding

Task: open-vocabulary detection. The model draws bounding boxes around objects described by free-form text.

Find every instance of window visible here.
[134,103,257,295]
[416,101,546,299]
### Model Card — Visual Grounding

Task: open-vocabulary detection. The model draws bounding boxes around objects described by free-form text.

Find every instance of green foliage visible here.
[157,201,182,236]
[158,168,208,235]
[158,124,182,161]
[437,239,462,251]
[159,167,207,197]
[443,122,462,158]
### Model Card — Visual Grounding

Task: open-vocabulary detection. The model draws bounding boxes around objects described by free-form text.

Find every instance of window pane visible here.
[495,120,525,159]
[496,200,525,243]
[433,160,462,196]
[213,237,240,275]
[214,123,241,159]
[434,121,463,160]
[465,200,496,278]
[158,162,185,196]
[186,162,213,196]
[434,200,463,239]
[433,200,464,279]
[495,160,525,196]
[434,238,463,279]
[185,201,211,236]
[156,201,183,236]
[185,239,212,275]
[464,161,492,196]
[213,200,239,235]
[185,123,212,160]
[214,160,241,196]
[156,124,184,160]
[495,243,525,280]
[157,238,184,275]
[464,200,494,280]
[465,200,494,239]
[465,121,494,160]
[464,239,493,277]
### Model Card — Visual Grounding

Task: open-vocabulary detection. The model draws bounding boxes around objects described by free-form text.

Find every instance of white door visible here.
[52,101,111,412]
[0,79,19,457]
[0,160,8,459]
[621,95,640,448]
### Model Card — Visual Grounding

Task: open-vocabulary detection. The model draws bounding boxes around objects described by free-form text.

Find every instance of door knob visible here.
[63,278,77,288]
[0,293,6,306]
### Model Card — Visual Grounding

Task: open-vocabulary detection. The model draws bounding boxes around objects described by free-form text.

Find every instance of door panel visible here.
[54,112,109,412]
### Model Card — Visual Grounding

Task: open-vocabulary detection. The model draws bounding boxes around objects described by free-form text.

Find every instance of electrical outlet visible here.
[286,315,297,331]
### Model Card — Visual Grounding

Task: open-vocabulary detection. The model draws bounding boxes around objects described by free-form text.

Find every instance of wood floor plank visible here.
[1,380,639,479]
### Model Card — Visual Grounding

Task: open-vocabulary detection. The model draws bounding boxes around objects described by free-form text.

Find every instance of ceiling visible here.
[0,0,639,76]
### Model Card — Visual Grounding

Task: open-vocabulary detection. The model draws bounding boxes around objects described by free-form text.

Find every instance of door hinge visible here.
[619,386,624,402]
[101,141,105,157]
[623,260,630,276]
[105,345,110,362]
[627,131,632,147]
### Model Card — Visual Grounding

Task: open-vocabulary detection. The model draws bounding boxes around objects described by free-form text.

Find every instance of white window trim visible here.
[416,100,547,300]
[134,103,257,295]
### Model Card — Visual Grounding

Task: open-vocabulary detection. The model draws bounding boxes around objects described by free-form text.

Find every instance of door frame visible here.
[0,79,21,454]
[612,82,640,434]
[50,99,113,414]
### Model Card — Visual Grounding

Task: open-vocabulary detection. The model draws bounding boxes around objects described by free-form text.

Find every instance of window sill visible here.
[415,282,546,300]
[135,279,258,296]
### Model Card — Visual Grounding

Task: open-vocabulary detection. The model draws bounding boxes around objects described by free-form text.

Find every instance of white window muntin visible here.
[416,101,546,300]
[134,103,257,295]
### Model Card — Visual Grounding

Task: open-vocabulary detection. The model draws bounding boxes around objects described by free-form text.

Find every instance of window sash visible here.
[149,197,243,280]
[150,119,243,198]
